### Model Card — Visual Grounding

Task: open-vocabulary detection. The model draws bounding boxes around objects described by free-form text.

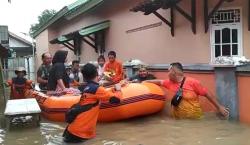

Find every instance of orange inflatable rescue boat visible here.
[31,82,165,122]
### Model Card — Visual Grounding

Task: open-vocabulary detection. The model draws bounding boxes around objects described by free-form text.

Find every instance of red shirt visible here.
[162,77,208,99]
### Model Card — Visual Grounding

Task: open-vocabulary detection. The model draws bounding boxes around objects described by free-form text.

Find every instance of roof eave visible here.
[33,7,69,38]
[65,0,104,20]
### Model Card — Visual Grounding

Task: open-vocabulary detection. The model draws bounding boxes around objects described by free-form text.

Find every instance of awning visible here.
[130,0,181,15]
[131,0,195,36]
[50,20,110,55]
[50,20,110,44]
[78,21,110,36]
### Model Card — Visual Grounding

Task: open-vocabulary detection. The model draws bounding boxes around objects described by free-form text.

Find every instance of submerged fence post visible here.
[214,66,239,121]
[0,60,6,105]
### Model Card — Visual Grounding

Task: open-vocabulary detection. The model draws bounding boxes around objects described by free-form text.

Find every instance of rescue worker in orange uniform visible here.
[103,51,124,85]
[63,63,121,143]
[7,67,32,99]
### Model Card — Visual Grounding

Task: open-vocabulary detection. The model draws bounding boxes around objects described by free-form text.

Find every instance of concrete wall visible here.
[38,0,250,65]
[34,0,250,123]
[237,75,250,124]
[35,30,49,70]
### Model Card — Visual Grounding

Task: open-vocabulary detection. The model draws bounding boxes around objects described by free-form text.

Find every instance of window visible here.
[210,9,242,61]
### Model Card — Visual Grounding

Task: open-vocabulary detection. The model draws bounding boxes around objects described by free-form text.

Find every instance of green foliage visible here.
[29,9,57,38]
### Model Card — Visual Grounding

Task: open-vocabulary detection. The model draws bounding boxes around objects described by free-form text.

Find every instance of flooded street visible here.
[0,88,250,145]
[0,112,250,145]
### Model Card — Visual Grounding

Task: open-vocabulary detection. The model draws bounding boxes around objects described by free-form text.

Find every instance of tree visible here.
[29,9,57,37]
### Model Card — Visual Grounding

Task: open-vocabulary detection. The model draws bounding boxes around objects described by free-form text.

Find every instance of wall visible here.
[35,0,250,123]
[39,0,250,64]
[237,75,250,124]
[35,30,49,71]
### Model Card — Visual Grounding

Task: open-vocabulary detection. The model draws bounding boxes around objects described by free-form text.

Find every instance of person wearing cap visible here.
[144,62,229,119]
[47,50,70,95]
[37,52,52,91]
[7,67,32,99]
[103,51,124,85]
[129,65,156,83]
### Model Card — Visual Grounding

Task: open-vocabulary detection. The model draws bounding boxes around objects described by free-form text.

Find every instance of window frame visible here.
[210,8,243,62]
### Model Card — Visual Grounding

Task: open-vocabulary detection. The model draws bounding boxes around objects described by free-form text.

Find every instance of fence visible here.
[2,56,35,81]
[0,56,35,105]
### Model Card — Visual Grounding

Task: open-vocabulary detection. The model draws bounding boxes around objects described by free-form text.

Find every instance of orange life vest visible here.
[8,78,32,99]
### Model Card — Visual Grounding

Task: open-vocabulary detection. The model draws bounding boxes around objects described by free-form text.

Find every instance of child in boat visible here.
[63,63,121,143]
[102,51,124,86]
[7,67,32,99]
[97,55,106,81]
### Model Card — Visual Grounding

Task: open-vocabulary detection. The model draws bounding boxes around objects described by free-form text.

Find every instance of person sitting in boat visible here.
[144,62,229,119]
[102,51,124,86]
[69,60,83,87]
[97,55,105,81]
[37,52,52,92]
[129,65,156,83]
[47,50,71,95]
[7,67,32,99]
[63,63,121,143]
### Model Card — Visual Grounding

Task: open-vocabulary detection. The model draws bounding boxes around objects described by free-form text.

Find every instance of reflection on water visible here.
[1,113,249,145]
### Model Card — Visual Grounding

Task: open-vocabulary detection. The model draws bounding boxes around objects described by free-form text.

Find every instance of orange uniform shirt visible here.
[162,77,208,119]
[67,81,118,139]
[104,60,123,83]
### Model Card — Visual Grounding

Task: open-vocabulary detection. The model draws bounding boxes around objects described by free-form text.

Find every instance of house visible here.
[33,0,250,124]
[0,25,35,80]
[9,31,33,57]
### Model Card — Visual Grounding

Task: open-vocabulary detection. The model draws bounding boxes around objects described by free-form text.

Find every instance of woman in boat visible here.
[47,50,70,95]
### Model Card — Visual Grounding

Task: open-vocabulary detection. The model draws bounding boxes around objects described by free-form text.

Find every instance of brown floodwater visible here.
[1,88,250,145]
[0,111,250,145]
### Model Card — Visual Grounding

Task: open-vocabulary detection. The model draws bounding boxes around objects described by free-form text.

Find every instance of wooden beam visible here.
[208,0,225,18]
[95,31,106,54]
[65,41,74,48]
[153,11,172,27]
[87,35,95,42]
[153,11,174,36]
[82,38,97,50]
[175,0,196,34]
[204,0,229,33]
[249,0,250,31]
[170,7,174,36]
[204,0,208,33]
[175,6,192,22]
[62,43,74,51]
[191,0,196,34]
[73,37,82,56]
